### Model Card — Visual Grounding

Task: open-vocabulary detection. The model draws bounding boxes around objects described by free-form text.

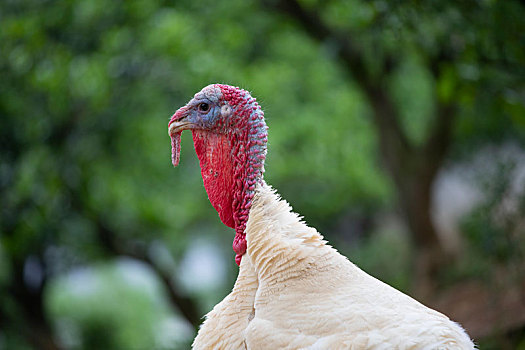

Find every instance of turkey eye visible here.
[198,103,210,112]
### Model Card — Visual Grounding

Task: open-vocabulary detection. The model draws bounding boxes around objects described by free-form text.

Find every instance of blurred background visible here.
[1,0,524,349]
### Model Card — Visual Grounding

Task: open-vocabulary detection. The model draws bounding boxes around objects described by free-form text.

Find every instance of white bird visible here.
[168,84,475,349]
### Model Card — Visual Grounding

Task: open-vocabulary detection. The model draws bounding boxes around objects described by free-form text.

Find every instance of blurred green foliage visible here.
[1,0,524,349]
[46,259,193,349]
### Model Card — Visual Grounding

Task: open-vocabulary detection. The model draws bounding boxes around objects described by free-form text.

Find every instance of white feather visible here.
[193,182,475,349]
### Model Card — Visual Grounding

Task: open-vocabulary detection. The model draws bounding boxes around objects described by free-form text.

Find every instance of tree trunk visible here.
[366,86,452,297]
[398,161,447,298]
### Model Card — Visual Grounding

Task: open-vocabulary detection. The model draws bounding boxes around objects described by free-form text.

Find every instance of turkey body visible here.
[193,183,475,350]
[168,83,474,349]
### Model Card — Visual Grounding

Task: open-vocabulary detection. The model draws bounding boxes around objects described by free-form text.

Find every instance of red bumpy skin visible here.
[169,84,268,265]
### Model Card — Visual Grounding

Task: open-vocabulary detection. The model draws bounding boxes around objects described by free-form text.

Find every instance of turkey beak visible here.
[169,121,186,135]
[168,106,195,136]
[168,117,193,136]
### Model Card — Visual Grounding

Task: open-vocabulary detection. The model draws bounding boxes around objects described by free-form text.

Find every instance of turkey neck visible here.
[193,87,268,265]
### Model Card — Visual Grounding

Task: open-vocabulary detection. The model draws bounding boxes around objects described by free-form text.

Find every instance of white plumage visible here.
[193,183,474,349]
[168,84,474,349]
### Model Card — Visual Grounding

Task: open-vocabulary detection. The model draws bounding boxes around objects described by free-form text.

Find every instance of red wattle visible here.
[233,234,247,255]
[192,130,236,229]
[235,254,242,266]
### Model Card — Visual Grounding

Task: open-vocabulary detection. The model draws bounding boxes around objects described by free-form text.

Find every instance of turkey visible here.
[168,84,475,349]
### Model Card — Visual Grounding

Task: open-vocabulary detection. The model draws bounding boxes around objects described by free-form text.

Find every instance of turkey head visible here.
[168,84,268,265]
